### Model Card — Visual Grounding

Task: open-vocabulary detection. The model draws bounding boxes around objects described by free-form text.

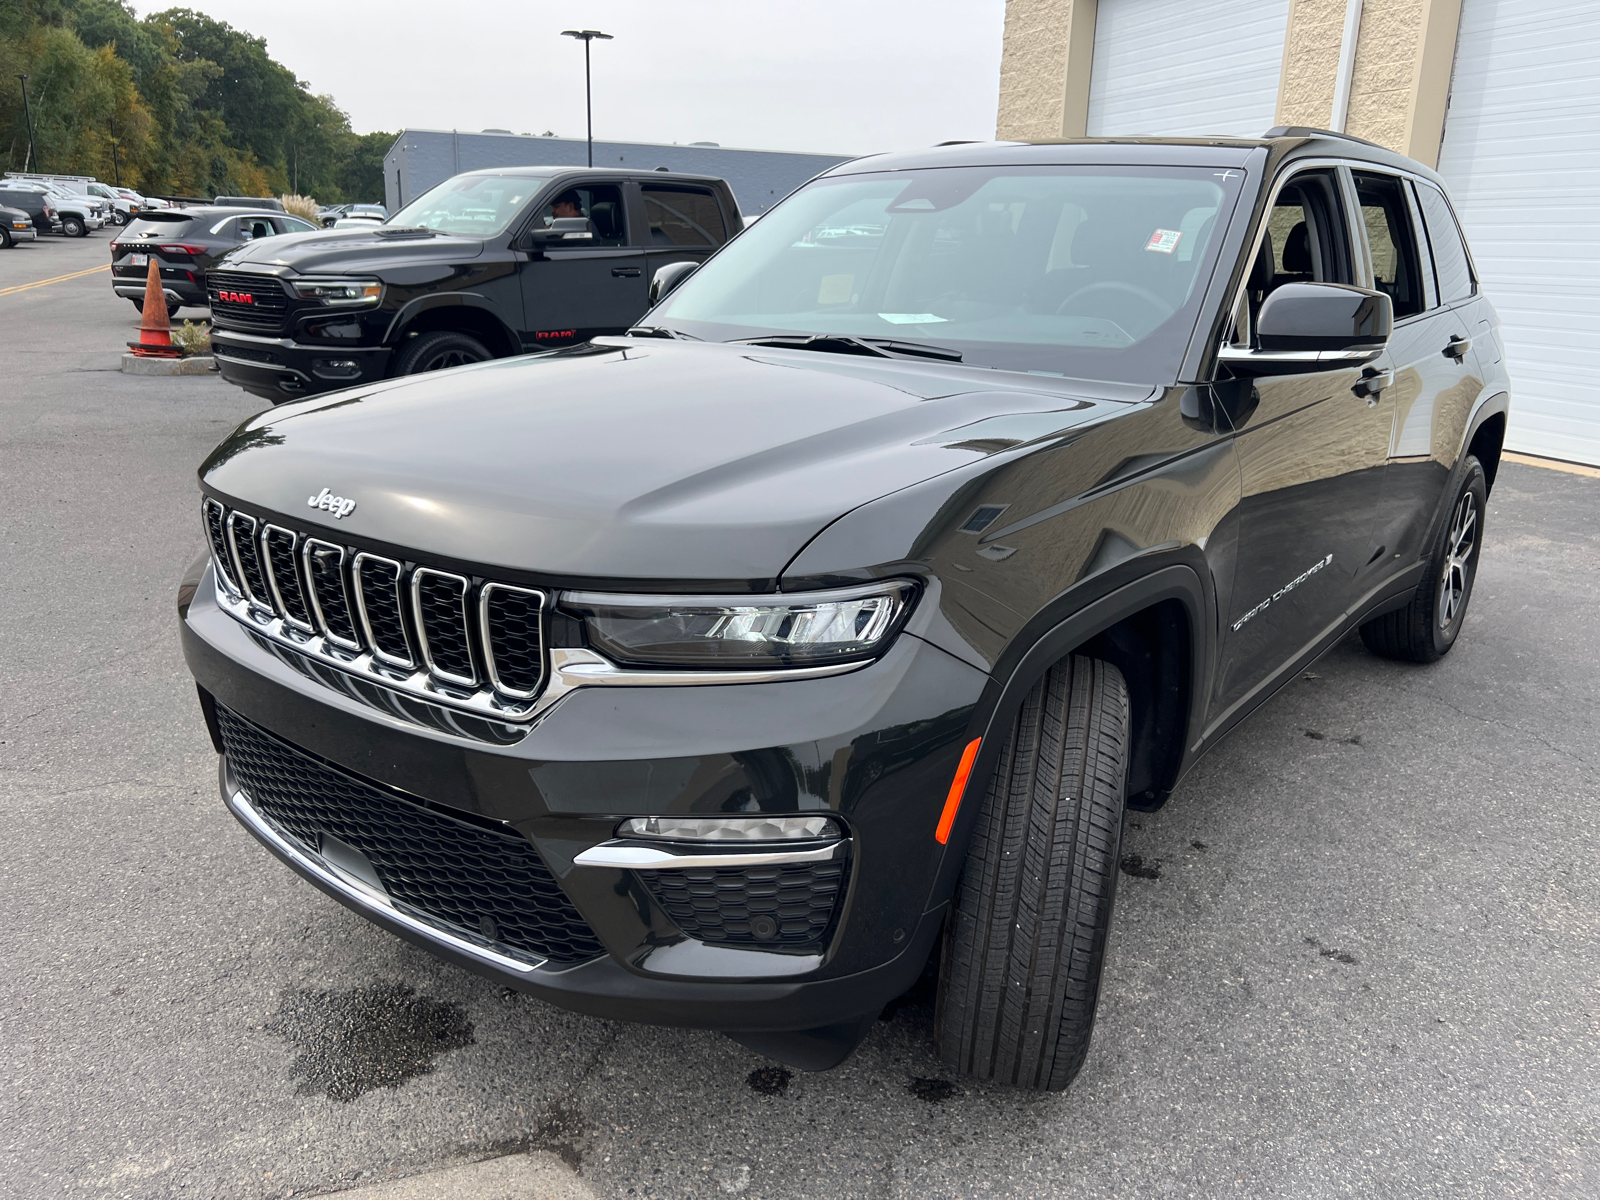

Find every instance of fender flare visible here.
[382,291,517,353]
[925,561,1212,911]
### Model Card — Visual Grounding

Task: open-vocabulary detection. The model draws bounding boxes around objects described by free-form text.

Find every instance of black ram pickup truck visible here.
[207,167,741,402]
[181,131,1510,1088]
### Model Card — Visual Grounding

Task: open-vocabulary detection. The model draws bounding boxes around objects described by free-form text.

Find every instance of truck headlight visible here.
[287,277,384,306]
[561,580,917,669]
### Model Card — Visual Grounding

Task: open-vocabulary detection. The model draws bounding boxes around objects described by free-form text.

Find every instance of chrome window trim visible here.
[573,839,845,870]
[202,498,240,597]
[479,583,547,700]
[225,781,544,975]
[301,538,363,652]
[411,567,479,688]
[225,510,273,616]
[352,552,417,669]
[260,523,315,634]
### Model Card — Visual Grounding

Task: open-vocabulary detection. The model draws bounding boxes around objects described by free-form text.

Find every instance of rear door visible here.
[640,182,734,294]
[1213,166,1395,714]
[1357,171,1483,586]
[518,181,649,349]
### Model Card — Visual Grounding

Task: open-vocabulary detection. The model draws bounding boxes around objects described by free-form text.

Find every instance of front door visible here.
[639,183,735,296]
[1213,167,1396,716]
[519,182,649,350]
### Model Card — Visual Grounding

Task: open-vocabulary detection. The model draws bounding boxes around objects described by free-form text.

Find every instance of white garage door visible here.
[1087,0,1292,137]
[1436,0,1600,465]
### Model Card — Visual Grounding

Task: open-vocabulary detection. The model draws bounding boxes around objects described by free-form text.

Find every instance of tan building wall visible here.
[997,0,1462,165]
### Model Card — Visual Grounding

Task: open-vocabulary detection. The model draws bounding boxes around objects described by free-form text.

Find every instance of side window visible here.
[1413,181,1475,305]
[276,217,316,234]
[534,183,627,246]
[642,187,727,247]
[1352,172,1425,318]
[1240,169,1353,337]
[243,217,276,241]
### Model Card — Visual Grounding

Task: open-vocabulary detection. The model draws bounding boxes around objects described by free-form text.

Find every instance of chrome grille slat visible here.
[480,584,546,699]
[203,499,239,595]
[302,539,362,651]
[353,553,415,669]
[261,525,314,632]
[412,569,477,687]
[226,512,273,614]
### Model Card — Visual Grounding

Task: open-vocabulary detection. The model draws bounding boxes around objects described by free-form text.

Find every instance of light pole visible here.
[17,75,39,173]
[561,29,612,167]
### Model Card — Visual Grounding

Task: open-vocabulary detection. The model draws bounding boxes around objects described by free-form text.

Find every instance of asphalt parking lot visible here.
[3,232,1597,1200]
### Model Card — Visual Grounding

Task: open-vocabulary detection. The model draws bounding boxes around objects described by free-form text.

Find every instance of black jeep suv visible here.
[207,167,741,402]
[181,131,1509,1089]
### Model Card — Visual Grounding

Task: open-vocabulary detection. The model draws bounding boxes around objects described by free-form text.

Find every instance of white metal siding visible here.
[1436,0,1600,464]
[1086,0,1292,137]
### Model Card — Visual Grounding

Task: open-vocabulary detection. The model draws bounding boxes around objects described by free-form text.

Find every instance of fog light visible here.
[312,357,361,379]
[618,815,840,842]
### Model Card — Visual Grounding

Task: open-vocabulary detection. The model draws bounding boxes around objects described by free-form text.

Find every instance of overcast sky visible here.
[133,1,1006,157]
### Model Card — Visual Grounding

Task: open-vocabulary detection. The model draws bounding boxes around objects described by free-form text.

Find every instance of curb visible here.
[121,354,216,376]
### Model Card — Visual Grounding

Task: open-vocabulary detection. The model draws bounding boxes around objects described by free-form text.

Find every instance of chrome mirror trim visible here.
[1215,345,1382,366]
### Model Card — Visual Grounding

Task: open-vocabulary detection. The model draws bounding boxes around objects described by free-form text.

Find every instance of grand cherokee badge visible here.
[307,487,356,519]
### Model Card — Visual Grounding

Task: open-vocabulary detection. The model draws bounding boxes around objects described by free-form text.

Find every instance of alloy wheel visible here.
[420,349,482,372]
[1438,490,1478,628]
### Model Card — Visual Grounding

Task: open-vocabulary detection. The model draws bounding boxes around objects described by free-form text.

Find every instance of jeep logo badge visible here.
[308,487,356,519]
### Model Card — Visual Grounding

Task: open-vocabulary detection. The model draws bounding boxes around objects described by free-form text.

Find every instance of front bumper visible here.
[182,562,985,1030]
[211,328,394,402]
[9,227,36,242]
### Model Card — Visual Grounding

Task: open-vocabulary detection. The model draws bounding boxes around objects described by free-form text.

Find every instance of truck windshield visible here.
[649,165,1246,383]
[389,174,543,238]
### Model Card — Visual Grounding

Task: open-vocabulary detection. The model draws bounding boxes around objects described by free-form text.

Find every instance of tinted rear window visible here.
[125,216,200,238]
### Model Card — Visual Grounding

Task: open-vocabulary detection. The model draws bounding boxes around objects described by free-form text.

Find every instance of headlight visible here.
[287,277,384,306]
[562,580,917,669]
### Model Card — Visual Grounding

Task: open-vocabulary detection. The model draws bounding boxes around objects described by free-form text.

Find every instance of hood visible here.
[201,341,1148,587]
[222,227,484,276]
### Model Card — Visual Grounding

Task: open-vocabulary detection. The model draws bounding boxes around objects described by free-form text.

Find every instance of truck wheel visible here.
[1360,455,1486,663]
[112,211,128,226]
[393,331,491,376]
[0,227,12,249]
[936,653,1128,1091]
[62,216,86,238]
[130,298,146,313]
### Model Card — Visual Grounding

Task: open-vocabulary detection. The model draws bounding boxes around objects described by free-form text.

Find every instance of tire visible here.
[1360,455,1487,663]
[112,211,128,227]
[936,653,1129,1091]
[392,330,492,376]
[0,227,12,249]
[63,216,86,238]
[130,297,146,313]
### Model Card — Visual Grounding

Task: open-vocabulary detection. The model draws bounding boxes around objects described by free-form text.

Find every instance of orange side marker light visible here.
[935,737,982,844]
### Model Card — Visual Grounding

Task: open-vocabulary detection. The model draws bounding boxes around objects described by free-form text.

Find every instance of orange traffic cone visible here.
[128,257,182,358]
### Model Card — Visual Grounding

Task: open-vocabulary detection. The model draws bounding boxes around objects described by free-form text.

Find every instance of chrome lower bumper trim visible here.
[574,839,845,870]
[225,780,545,975]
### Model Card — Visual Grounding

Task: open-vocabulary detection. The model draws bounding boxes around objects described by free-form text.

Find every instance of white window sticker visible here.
[877,313,947,324]
[1145,228,1183,254]
[817,274,853,304]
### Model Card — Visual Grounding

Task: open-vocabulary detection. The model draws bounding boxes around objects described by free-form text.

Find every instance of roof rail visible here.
[1262,126,1388,151]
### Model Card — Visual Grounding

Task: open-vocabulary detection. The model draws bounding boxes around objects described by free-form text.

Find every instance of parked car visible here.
[206,166,740,401]
[346,203,388,221]
[180,130,1509,1088]
[331,214,383,229]
[2,178,107,235]
[6,174,141,225]
[318,204,350,227]
[0,186,61,236]
[215,195,284,211]
[0,204,37,247]
[110,206,319,313]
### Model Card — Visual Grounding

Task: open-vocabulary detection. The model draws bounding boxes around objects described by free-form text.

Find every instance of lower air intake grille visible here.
[641,859,847,952]
[218,706,604,965]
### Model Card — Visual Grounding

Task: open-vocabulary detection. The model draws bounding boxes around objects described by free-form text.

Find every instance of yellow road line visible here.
[1503,451,1600,480]
[0,263,111,297]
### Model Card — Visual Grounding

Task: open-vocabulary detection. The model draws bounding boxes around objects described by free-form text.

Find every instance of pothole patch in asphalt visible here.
[263,982,475,1102]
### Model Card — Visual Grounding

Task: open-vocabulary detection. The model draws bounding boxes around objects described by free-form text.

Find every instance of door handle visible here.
[611,266,641,277]
[1443,333,1472,362]
[1352,366,1394,404]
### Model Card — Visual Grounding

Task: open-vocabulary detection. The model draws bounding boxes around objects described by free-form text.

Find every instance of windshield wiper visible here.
[731,333,962,362]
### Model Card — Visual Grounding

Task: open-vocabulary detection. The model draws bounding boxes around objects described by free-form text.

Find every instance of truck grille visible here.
[641,860,848,953]
[207,270,289,334]
[202,498,547,720]
[217,706,604,966]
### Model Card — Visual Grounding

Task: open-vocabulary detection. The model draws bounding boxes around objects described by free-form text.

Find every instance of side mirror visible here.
[650,260,699,305]
[528,217,595,244]
[1219,282,1391,375]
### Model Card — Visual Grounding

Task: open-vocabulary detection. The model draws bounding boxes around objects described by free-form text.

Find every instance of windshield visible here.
[389,173,544,237]
[649,165,1245,383]
[125,216,198,238]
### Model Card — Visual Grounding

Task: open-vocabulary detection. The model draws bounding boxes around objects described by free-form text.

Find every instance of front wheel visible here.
[0,227,12,249]
[1360,455,1487,663]
[392,330,492,376]
[62,216,86,238]
[936,654,1129,1091]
